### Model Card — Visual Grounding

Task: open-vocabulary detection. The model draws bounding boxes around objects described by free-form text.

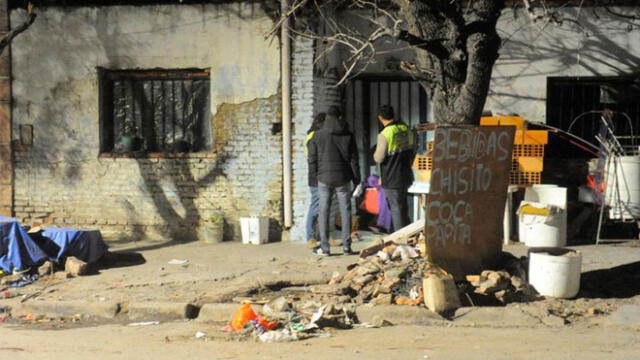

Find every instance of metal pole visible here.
[281,0,293,228]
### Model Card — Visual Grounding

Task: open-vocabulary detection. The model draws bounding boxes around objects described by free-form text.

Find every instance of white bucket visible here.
[240,217,269,245]
[606,156,640,220]
[519,211,567,247]
[528,248,581,298]
[518,186,567,247]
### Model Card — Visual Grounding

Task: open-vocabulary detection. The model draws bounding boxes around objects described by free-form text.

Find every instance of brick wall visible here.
[290,36,344,242]
[290,36,315,242]
[13,95,282,241]
[10,4,282,242]
[0,0,11,217]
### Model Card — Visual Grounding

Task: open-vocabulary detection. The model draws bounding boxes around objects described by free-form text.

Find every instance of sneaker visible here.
[306,239,318,249]
[313,247,330,256]
[343,247,357,256]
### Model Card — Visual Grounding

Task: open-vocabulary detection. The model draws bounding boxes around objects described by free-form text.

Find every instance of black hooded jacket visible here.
[308,115,360,187]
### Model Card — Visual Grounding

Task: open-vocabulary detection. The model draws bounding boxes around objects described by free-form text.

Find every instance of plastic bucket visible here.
[519,186,567,247]
[240,217,269,245]
[528,247,581,298]
[606,156,640,220]
[519,211,567,247]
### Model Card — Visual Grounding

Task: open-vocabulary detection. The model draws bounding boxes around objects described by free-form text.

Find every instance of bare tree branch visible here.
[0,5,37,57]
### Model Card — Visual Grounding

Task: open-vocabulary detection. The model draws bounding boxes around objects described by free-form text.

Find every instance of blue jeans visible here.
[305,186,319,241]
[318,182,352,252]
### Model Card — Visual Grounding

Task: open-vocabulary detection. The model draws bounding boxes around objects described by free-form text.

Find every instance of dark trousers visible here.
[385,187,408,232]
[318,182,352,252]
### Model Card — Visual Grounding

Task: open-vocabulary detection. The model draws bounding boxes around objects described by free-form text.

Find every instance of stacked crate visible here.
[480,116,548,186]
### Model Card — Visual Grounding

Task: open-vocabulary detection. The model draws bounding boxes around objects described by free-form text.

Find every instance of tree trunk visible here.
[397,0,505,125]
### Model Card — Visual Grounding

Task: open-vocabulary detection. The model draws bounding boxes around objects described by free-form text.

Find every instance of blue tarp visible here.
[41,227,108,264]
[0,216,48,273]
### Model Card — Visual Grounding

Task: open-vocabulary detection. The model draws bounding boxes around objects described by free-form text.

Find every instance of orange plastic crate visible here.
[480,116,525,131]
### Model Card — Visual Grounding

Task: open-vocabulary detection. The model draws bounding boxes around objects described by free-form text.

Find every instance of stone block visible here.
[38,261,55,277]
[128,302,198,320]
[65,256,88,277]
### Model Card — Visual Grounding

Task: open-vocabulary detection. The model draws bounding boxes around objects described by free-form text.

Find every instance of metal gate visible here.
[344,79,429,179]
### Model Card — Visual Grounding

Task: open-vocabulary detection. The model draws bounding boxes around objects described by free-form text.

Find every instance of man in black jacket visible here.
[308,106,360,255]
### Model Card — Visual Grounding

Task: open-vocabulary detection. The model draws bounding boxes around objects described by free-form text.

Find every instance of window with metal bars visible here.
[99,68,211,154]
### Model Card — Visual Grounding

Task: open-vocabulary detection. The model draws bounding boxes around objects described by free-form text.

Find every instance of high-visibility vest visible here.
[381,122,414,155]
[379,122,415,189]
[304,130,315,156]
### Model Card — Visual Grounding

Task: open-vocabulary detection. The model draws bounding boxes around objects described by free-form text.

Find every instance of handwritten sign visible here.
[424,125,515,278]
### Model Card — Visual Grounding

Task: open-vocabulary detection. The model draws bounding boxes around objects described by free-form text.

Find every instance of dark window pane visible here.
[101,69,211,153]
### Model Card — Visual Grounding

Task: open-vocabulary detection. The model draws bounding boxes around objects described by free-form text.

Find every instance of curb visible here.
[355,304,445,326]
[10,300,120,319]
[127,301,199,320]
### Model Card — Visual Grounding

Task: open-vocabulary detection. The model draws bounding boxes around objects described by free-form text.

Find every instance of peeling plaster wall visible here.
[10,4,282,241]
[487,7,640,122]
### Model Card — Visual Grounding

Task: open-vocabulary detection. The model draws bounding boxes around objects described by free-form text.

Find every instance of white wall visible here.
[487,6,640,122]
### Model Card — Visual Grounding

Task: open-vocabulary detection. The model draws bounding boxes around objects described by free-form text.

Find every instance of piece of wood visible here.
[382,219,424,243]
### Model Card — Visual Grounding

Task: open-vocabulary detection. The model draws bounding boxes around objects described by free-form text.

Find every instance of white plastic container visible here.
[518,186,567,247]
[240,217,269,245]
[606,156,640,220]
[528,248,581,298]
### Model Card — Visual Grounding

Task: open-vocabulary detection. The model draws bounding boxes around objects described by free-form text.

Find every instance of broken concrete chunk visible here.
[310,283,348,295]
[328,271,343,285]
[38,261,55,277]
[355,262,381,277]
[510,275,525,289]
[350,274,376,291]
[65,256,89,277]
[371,293,393,305]
[423,275,461,314]
[262,296,291,319]
[476,276,510,295]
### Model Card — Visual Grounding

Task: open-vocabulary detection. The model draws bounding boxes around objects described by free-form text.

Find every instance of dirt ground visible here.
[1,236,640,359]
[1,321,639,360]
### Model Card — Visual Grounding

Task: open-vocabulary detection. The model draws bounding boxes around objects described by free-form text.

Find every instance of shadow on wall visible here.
[490,7,640,109]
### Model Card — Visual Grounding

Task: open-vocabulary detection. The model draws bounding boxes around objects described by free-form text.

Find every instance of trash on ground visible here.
[195,331,207,339]
[167,259,189,265]
[128,321,160,326]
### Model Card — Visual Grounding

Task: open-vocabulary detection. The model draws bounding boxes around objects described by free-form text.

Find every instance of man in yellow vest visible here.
[373,105,415,232]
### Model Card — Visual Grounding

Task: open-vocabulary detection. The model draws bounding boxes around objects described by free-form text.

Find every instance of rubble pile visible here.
[469,270,540,304]
[325,244,433,306]
[225,240,543,342]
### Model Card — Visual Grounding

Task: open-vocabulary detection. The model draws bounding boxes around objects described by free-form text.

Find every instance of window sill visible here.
[99,152,216,159]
